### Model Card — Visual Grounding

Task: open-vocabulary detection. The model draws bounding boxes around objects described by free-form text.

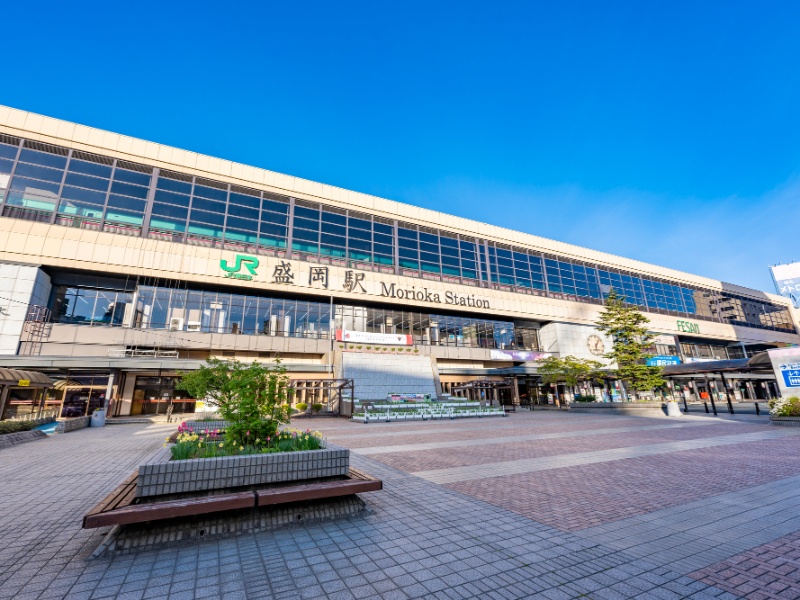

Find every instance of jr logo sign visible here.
[220,255,260,281]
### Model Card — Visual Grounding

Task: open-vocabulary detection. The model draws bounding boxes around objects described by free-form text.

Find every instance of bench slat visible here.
[83,471,139,522]
[83,468,382,529]
[257,475,382,506]
[84,491,255,528]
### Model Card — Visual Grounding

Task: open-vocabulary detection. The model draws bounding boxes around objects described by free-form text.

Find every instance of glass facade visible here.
[1,133,793,334]
[49,284,539,350]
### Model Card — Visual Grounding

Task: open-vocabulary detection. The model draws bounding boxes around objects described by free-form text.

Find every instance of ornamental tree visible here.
[594,290,665,399]
[176,357,292,447]
[537,355,605,390]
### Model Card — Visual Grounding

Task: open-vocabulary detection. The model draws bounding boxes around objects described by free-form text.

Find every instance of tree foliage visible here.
[537,355,605,388]
[594,290,665,397]
[176,358,292,447]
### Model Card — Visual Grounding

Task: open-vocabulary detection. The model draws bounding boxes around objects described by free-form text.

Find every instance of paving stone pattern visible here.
[689,531,800,599]
[1,411,799,598]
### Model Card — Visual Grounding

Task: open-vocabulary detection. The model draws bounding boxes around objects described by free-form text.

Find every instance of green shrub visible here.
[573,394,597,403]
[296,402,308,412]
[311,403,323,413]
[0,421,34,435]
[176,357,292,449]
[769,396,800,417]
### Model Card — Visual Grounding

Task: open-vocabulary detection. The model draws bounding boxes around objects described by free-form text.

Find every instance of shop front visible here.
[0,369,54,420]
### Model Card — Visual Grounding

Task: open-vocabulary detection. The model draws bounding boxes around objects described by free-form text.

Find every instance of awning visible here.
[662,352,773,376]
[0,368,53,387]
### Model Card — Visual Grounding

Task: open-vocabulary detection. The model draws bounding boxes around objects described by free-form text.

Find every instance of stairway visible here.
[341,352,439,401]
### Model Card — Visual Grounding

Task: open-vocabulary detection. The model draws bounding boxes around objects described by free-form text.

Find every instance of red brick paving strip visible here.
[689,530,800,599]
[364,421,767,473]
[446,437,800,531]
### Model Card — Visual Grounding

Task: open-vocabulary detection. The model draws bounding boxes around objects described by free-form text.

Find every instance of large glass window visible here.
[3,134,794,334]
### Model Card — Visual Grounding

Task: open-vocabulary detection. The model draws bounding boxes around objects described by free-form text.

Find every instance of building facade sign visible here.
[646,355,681,367]
[677,320,700,334]
[489,349,548,362]
[336,330,413,345]
[218,254,491,309]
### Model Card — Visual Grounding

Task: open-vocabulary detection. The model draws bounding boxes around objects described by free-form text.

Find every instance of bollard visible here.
[704,402,709,414]
[709,396,718,416]
[754,402,760,416]
[683,398,689,413]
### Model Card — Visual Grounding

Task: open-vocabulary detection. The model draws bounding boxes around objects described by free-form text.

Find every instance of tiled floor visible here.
[0,411,798,599]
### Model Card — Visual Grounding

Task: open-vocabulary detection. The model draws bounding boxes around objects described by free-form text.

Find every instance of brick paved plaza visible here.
[1,411,799,599]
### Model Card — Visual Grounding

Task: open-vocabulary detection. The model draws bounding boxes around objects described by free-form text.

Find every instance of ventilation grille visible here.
[72,150,114,165]
[160,169,192,182]
[0,134,21,147]
[230,184,261,197]
[195,177,227,190]
[117,159,153,174]
[263,191,290,204]
[294,198,318,210]
[23,139,69,156]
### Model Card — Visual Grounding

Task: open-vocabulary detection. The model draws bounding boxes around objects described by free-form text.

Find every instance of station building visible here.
[0,105,797,419]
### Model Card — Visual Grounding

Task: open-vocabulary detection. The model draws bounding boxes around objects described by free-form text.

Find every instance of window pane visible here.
[0,144,18,160]
[114,169,151,186]
[110,181,148,199]
[154,189,190,207]
[193,185,227,201]
[69,159,112,179]
[65,172,109,192]
[61,185,106,206]
[19,149,67,169]
[14,162,64,183]
[227,205,259,221]
[106,194,145,212]
[157,177,192,194]
[105,209,143,225]
[225,216,258,232]
[191,199,225,215]
[189,209,225,227]
[152,203,188,220]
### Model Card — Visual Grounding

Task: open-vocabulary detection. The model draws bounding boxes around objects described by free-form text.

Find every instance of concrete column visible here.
[0,386,9,419]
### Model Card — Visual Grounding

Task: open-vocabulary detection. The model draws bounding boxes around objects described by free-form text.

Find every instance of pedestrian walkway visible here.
[0,411,798,599]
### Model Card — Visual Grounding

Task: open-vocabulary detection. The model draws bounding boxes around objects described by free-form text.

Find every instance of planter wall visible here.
[770,416,800,427]
[568,402,668,417]
[0,429,47,450]
[55,416,92,433]
[136,445,349,498]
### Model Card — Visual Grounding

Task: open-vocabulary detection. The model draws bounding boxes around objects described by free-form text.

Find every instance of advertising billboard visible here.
[770,262,800,308]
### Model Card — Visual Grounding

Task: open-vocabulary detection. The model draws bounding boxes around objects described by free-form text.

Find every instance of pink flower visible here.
[246,431,250,436]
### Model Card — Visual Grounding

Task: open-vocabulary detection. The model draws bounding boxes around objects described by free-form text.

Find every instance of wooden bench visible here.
[83,468,382,529]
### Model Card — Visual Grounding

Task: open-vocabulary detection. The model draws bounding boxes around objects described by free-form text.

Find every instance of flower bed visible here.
[769,396,800,417]
[169,423,325,461]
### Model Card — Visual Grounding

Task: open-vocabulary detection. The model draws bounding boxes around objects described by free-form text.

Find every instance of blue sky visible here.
[3,1,799,292]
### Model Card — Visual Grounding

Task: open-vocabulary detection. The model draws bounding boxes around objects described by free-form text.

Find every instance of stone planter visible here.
[568,401,668,417]
[136,445,349,498]
[55,416,92,433]
[770,416,800,427]
[665,401,682,417]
